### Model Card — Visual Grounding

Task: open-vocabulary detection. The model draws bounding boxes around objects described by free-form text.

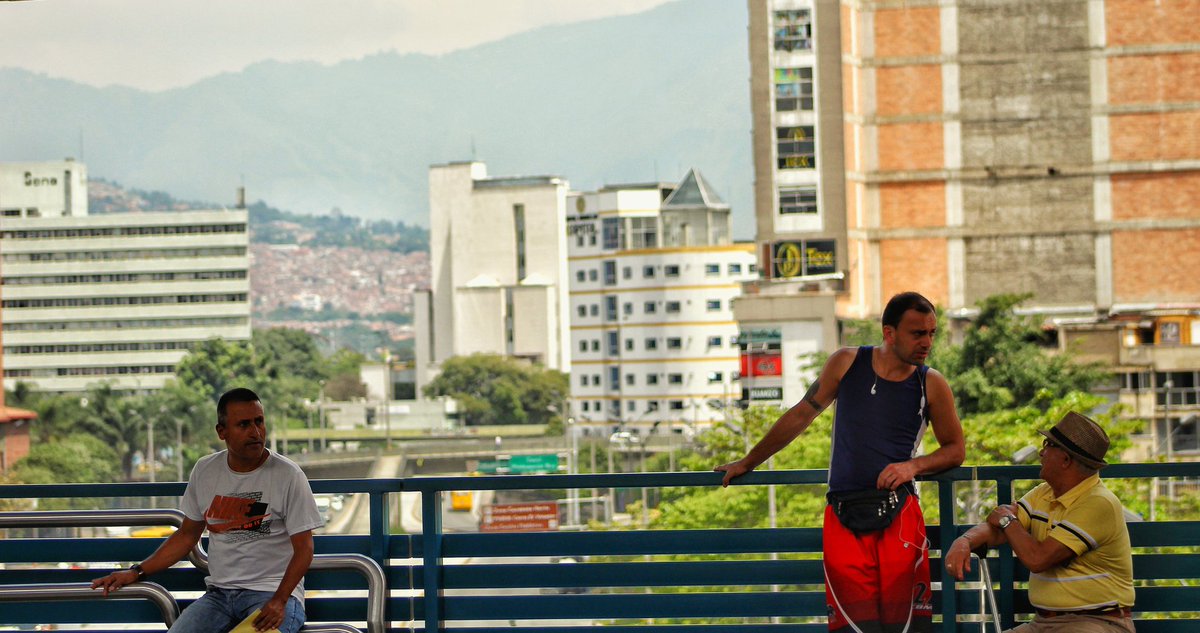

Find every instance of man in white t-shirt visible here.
[93,388,325,633]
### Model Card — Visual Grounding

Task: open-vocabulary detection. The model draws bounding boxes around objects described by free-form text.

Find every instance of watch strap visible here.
[129,563,146,580]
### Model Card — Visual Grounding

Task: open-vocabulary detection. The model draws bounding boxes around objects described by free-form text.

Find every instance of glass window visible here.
[602,218,622,249]
[627,400,637,412]
[779,185,818,215]
[708,371,724,384]
[576,270,586,282]
[668,373,683,384]
[605,296,618,321]
[625,373,635,386]
[706,299,721,311]
[664,264,680,277]
[773,9,813,52]
[777,126,815,170]
[590,340,599,351]
[603,260,617,285]
[579,340,588,353]
[645,338,659,350]
[625,338,634,351]
[607,331,619,355]
[647,400,660,412]
[665,301,681,313]
[579,375,588,386]
[623,302,633,316]
[609,366,620,389]
[644,301,657,314]
[588,269,598,281]
[667,337,683,349]
[669,400,685,410]
[577,306,587,318]
[582,401,590,412]
[589,304,599,317]
[630,217,658,248]
[708,336,722,348]
[774,67,813,112]
[643,265,655,278]
[622,266,632,279]
[728,263,742,274]
[704,263,720,276]
[647,374,660,385]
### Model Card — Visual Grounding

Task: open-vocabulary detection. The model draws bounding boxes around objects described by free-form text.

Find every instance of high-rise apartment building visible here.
[737,0,846,406]
[414,161,571,394]
[567,170,756,437]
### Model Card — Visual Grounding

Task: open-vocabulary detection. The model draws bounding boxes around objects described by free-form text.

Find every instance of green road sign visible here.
[509,454,559,474]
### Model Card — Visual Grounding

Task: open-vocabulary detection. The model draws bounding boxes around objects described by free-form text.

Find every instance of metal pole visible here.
[175,417,184,482]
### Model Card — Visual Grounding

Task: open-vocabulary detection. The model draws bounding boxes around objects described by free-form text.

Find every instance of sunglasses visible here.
[1042,438,1061,451]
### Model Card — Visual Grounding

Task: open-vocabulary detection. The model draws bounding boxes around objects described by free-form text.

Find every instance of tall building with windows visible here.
[567,170,756,437]
[1,209,251,393]
[0,159,88,219]
[736,0,846,407]
[414,161,571,394]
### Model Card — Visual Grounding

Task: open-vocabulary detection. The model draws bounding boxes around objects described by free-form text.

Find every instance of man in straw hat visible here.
[945,411,1135,632]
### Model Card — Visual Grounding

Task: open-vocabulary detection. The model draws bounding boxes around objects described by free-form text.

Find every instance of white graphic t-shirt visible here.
[181,450,324,602]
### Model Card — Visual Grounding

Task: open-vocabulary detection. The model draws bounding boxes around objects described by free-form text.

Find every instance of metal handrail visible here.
[0,509,205,568]
[0,581,179,625]
[0,509,384,633]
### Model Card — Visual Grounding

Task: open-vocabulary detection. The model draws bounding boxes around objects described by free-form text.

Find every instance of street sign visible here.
[480,502,559,532]
[509,454,559,474]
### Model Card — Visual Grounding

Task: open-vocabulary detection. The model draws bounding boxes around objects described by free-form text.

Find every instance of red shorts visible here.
[823,494,932,632]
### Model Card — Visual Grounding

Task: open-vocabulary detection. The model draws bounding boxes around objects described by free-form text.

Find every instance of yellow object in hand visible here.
[227,609,281,633]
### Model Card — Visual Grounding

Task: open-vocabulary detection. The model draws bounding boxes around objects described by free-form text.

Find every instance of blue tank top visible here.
[828,346,929,493]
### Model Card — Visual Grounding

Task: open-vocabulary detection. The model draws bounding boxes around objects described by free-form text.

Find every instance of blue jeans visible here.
[169,587,304,633]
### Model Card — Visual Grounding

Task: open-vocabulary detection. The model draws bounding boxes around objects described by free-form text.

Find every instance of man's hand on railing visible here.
[90,568,141,596]
[714,459,753,487]
[942,537,975,581]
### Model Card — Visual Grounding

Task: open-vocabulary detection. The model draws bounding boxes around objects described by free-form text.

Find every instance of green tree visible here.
[12,433,121,484]
[937,294,1107,416]
[423,354,569,426]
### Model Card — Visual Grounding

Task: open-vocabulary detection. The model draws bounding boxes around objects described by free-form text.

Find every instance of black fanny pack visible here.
[827,486,911,534]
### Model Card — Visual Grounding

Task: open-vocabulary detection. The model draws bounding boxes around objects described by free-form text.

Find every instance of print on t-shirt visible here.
[204,491,273,541]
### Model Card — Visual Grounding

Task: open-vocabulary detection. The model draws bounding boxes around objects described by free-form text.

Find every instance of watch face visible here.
[1000,515,1013,528]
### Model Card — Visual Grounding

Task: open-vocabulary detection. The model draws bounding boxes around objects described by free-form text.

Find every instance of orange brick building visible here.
[740,0,1200,428]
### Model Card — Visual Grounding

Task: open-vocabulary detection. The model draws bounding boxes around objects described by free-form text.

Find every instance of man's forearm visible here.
[954,522,1005,553]
[909,441,965,477]
[271,534,314,604]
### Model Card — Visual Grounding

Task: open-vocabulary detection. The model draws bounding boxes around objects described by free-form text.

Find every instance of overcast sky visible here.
[0,0,675,91]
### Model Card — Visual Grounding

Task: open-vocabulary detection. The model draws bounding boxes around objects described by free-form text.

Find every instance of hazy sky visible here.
[0,0,675,91]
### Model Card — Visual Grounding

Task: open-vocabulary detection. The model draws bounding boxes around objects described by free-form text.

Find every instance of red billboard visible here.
[740,353,783,377]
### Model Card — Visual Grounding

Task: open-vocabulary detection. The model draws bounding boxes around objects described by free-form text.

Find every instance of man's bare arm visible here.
[252,529,315,631]
[876,369,965,489]
[715,348,855,486]
[92,518,205,595]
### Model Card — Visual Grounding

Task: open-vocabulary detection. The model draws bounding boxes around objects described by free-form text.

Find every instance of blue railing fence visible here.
[2,463,1200,631]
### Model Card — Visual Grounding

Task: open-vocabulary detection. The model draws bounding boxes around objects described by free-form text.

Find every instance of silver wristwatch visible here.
[998,515,1015,530]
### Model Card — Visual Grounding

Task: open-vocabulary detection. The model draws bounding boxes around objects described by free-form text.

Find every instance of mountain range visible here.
[0,0,754,235]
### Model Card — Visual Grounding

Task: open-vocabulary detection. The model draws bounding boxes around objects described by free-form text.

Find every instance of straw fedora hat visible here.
[1039,411,1110,470]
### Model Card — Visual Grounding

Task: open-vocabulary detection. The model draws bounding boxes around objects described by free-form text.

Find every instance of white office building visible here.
[567,170,756,437]
[0,160,89,219]
[0,161,251,393]
[414,161,572,394]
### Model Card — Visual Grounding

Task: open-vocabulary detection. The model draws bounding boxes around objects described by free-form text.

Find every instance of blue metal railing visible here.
[2,463,1200,631]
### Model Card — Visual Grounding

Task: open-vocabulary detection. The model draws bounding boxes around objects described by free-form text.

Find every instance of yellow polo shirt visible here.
[1014,474,1135,611]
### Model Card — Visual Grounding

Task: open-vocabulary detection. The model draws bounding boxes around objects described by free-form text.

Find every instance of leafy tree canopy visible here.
[423,354,569,426]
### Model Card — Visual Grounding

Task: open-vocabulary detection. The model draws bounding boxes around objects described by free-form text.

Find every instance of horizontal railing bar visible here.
[435,592,828,620]
[0,582,179,625]
[440,560,822,589]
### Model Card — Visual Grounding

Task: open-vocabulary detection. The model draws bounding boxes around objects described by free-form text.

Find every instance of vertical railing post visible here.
[996,474,1015,630]
[369,488,391,630]
[938,478,958,632]
[422,488,444,632]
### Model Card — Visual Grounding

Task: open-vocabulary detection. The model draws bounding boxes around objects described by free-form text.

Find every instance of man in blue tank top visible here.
[717,291,965,633]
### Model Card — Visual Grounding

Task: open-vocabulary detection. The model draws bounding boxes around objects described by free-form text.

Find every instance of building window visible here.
[579,340,588,353]
[605,296,618,321]
[607,331,619,356]
[668,373,683,384]
[577,306,587,318]
[669,400,685,411]
[576,270,586,282]
[627,400,637,412]
[513,204,526,280]
[708,371,724,384]
[644,301,657,314]
[773,9,813,52]
[647,374,660,385]
[775,67,813,112]
[582,401,590,412]
[667,337,683,349]
[580,375,588,387]
[665,301,681,313]
[602,218,622,250]
[625,338,634,351]
[589,304,599,317]
[609,366,620,389]
[777,126,815,170]
[622,266,632,279]
[588,269,598,281]
[593,374,601,385]
[779,185,818,215]
[643,266,656,278]
[603,260,617,286]
[646,338,659,350]
[594,400,602,411]
[610,400,622,417]
[664,264,681,277]
[706,299,721,311]
[728,263,742,275]
[708,336,722,348]
[705,263,721,276]
[590,340,600,352]
[630,217,658,249]
[623,302,633,316]
[647,400,660,412]
[625,374,636,386]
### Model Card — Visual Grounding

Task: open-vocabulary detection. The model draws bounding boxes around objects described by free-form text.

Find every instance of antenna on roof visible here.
[471,136,477,160]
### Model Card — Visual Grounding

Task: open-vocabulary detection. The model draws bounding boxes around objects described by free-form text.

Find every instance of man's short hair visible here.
[881,292,936,329]
[217,387,261,427]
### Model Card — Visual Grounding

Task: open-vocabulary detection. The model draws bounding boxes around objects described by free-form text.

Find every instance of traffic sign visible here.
[480,502,559,532]
[509,454,559,474]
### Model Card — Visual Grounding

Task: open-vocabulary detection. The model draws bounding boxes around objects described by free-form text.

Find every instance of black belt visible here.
[1036,606,1131,619]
